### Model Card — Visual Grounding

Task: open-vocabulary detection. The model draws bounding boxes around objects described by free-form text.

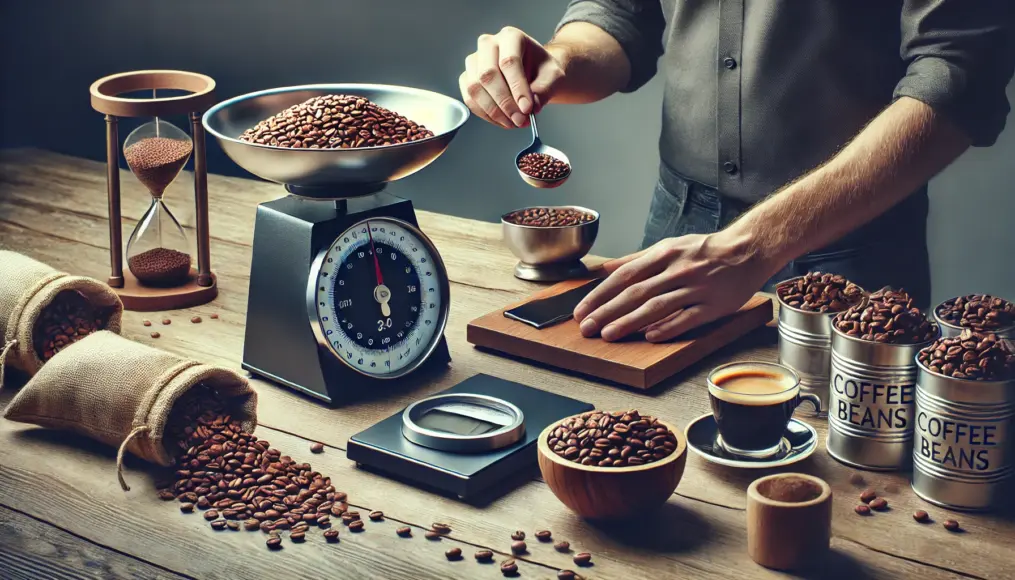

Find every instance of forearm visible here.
[545,22,631,105]
[724,97,971,276]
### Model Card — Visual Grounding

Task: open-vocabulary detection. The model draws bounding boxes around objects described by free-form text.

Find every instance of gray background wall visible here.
[2,0,1012,304]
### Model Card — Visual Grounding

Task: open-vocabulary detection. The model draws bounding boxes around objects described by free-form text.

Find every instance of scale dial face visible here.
[310,217,450,379]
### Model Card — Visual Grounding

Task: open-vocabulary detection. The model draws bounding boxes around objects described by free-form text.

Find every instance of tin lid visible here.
[401,393,525,453]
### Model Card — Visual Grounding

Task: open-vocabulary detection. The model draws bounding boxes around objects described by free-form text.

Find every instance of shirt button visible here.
[723,56,737,70]
[723,161,738,175]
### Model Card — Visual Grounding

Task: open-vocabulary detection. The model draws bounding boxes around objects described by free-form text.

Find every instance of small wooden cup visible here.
[747,473,832,570]
[537,415,687,519]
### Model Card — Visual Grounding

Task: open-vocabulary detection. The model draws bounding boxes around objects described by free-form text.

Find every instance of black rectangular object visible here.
[347,374,593,499]
[503,278,603,329]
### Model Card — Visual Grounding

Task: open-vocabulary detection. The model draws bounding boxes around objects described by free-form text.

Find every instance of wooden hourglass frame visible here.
[89,70,218,311]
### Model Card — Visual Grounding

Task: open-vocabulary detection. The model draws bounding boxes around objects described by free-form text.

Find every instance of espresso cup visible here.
[708,362,819,458]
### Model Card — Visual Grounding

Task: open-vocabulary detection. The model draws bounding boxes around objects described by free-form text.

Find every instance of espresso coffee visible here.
[709,364,808,455]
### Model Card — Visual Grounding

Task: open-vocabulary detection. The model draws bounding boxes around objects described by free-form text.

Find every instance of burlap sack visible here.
[0,250,124,386]
[3,331,258,491]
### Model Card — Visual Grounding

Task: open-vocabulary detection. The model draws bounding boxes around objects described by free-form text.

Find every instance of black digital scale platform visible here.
[348,374,593,499]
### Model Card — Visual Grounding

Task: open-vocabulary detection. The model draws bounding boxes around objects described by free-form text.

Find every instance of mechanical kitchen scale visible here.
[203,84,470,404]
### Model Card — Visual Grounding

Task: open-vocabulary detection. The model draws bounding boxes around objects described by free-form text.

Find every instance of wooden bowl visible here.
[537,414,687,519]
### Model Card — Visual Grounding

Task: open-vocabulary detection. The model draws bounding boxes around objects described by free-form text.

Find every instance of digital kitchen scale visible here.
[203,84,469,404]
[348,374,593,500]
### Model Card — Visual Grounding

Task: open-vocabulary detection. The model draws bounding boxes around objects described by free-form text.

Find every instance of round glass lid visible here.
[401,394,525,453]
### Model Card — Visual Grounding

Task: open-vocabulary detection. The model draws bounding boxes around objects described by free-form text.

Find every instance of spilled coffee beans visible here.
[943,519,961,532]
[240,95,434,149]
[548,410,678,467]
[475,550,494,562]
[913,510,930,523]
[510,530,525,541]
[854,504,871,515]
[936,295,1015,331]
[32,290,114,362]
[500,559,518,575]
[918,329,1015,381]
[573,552,592,566]
[518,152,570,180]
[503,207,595,228]
[554,541,571,552]
[535,529,552,542]
[511,540,527,554]
[834,288,936,344]
[777,272,864,313]
[397,526,412,537]
[868,498,888,511]
[445,547,463,560]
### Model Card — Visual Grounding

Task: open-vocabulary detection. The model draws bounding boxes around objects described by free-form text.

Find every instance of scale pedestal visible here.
[242,190,450,404]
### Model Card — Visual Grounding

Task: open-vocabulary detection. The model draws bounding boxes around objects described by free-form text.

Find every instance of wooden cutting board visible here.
[466,279,774,389]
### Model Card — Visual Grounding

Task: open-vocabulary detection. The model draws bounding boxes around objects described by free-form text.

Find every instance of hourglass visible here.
[90,70,218,311]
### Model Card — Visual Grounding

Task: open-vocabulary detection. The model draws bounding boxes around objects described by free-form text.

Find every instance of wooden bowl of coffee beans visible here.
[537,410,686,519]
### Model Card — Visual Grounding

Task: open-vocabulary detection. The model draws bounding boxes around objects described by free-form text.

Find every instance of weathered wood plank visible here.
[0,505,186,580]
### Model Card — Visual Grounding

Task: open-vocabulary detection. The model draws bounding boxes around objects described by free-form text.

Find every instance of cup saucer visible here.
[684,413,818,469]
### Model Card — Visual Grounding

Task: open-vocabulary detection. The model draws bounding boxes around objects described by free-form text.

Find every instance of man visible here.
[459,1,1013,343]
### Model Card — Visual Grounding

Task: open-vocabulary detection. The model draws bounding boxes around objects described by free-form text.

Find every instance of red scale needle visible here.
[367,222,384,285]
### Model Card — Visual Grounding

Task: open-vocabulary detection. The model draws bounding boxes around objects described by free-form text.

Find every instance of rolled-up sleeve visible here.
[894,0,1015,146]
[556,0,665,93]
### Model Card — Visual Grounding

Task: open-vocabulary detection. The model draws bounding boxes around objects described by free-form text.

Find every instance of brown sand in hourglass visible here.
[124,137,193,198]
[128,247,192,286]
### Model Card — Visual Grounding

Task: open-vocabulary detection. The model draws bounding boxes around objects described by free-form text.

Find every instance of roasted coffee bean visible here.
[918,329,1015,381]
[260,521,274,533]
[143,319,152,327]
[913,510,930,523]
[868,498,888,511]
[833,288,936,344]
[190,316,202,324]
[150,332,161,339]
[226,521,240,531]
[162,318,172,325]
[777,272,864,313]
[554,541,571,552]
[266,536,283,550]
[855,504,871,515]
[348,520,364,532]
[558,571,579,580]
[535,530,552,542]
[511,541,527,554]
[445,547,463,561]
[548,410,678,466]
[517,152,571,181]
[310,442,325,453]
[500,559,519,575]
[425,530,442,540]
[243,518,260,531]
[943,519,961,532]
[396,526,412,537]
[32,290,114,362]
[503,207,595,228]
[432,522,452,535]
[475,550,494,562]
[290,530,306,542]
[510,530,526,541]
[203,510,219,521]
[324,528,340,542]
[179,502,194,513]
[210,520,226,530]
[937,295,1015,331]
[317,515,331,527]
[369,510,384,521]
[573,552,592,566]
[859,489,877,503]
[240,94,435,150]
[210,313,219,319]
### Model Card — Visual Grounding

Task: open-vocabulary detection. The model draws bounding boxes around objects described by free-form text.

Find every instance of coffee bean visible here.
[226,521,240,531]
[558,571,579,580]
[242,518,259,531]
[324,528,340,542]
[203,510,219,521]
[179,502,194,513]
[143,319,152,327]
[859,489,877,503]
[210,313,219,319]
[32,290,114,362]
[535,530,552,542]
[510,530,525,541]
[913,510,930,523]
[475,550,494,562]
[868,498,888,511]
[266,536,283,550]
[348,520,364,532]
[834,288,936,344]
[511,541,527,554]
[190,316,202,324]
[944,519,961,532]
[397,526,412,537]
[937,295,1015,331]
[500,559,518,575]
[573,552,592,566]
[518,152,571,181]
[554,541,571,552]
[432,522,452,535]
[777,272,864,313]
[158,490,176,501]
[316,515,331,527]
[369,510,384,521]
[310,442,325,453]
[260,521,274,533]
[849,473,864,485]
[504,207,595,228]
[548,410,678,467]
[445,547,463,561]
[855,504,871,515]
[290,530,306,542]
[162,318,172,325]
[210,520,226,530]
[150,332,161,339]
[425,530,441,540]
[918,329,1015,381]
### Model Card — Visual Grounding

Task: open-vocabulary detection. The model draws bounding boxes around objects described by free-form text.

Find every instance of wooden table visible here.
[0,149,1010,579]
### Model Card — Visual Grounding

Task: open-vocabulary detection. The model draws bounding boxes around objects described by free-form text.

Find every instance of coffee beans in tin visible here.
[934,295,1015,337]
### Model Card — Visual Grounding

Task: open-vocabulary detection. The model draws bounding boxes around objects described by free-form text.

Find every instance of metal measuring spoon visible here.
[515,114,571,189]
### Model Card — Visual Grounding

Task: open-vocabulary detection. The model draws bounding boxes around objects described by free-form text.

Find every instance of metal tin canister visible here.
[778,292,838,418]
[827,325,937,470]
[912,363,1015,511]
[932,303,1015,340]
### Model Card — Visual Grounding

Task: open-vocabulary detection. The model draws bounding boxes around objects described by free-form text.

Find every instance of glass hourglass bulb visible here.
[124,119,194,287]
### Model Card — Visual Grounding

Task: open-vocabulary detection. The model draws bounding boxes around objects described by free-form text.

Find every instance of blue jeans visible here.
[641,164,931,308]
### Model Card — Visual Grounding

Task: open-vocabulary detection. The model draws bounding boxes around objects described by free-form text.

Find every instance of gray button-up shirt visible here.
[558,0,1014,204]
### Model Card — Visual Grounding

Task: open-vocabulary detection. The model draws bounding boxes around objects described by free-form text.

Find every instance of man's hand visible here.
[573,231,776,343]
[459,27,565,129]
